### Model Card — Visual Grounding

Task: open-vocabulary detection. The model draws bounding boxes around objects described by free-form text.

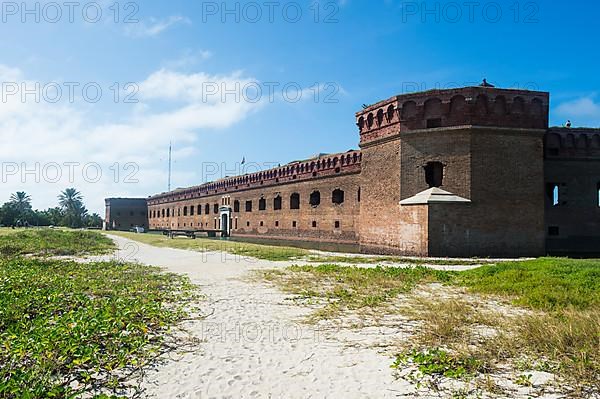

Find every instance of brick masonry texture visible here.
[104,198,148,231]
[105,85,600,257]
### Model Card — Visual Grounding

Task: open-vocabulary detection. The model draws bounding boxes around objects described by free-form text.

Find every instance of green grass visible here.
[0,229,199,398]
[268,258,600,314]
[306,255,490,266]
[0,258,197,398]
[108,231,496,266]
[107,231,308,261]
[454,257,600,311]
[392,349,482,379]
[454,258,600,392]
[259,264,452,319]
[261,258,600,393]
[0,229,115,258]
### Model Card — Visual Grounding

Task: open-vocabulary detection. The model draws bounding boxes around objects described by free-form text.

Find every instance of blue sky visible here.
[0,0,598,214]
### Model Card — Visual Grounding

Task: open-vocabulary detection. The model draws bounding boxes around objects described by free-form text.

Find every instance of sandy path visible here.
[106,235,415,399]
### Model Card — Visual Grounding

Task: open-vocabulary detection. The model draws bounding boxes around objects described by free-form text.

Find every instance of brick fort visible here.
[105,84,600,257]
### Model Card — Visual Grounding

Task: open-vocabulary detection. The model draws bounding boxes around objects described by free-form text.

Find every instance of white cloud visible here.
[138,69,259,104]
[0,65,264,213]
[164,49,213,70]
[554,96,600,127]
[125,15,190,38]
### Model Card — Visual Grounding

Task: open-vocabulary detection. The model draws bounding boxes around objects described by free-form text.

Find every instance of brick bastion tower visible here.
[107,84,600,257]
[356,86,548,257]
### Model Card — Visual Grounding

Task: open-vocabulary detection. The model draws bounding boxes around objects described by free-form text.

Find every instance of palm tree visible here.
[9,192,31,210]
[9,192,32,224]
[58,188,83,209]
[58,188,87,228]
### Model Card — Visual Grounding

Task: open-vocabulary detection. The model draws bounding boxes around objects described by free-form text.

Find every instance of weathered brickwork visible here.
[105,85,600,257]
[544,128,600,255]
[104,198,148,231]
[147,152,362,245]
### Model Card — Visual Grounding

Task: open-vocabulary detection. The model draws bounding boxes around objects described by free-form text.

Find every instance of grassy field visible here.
[455,257,600,310]
[260,264,451,319]
[259,258,600,395]
[108,231,499,266]
[305,255,492,266]
[107,231,309,261]
[0,228,115,257]
[0,229,197,398]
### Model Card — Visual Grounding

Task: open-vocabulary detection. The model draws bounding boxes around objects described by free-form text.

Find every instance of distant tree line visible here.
[0,188,102,228]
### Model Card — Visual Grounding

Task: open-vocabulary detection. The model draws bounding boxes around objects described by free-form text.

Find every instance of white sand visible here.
[104,235,570,399]
[106,235,414,398]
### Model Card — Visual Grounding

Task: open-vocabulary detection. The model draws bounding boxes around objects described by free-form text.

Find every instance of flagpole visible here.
[168,142,172,192]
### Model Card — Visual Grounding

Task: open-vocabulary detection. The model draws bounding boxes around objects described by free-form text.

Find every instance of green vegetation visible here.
[392,349,482,379]
[0,189,102,229]
[259,264,451,319]
[111,231,496,266]
[0,258,196,398]
[454,257,600,311]
[306,255,489,266]
[0,229,115,257]
[260,258,600,393]
[0,227,198,398]
[108,231,308,261]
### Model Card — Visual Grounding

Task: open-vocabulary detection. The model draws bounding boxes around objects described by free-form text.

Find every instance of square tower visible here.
[356,85,549,257]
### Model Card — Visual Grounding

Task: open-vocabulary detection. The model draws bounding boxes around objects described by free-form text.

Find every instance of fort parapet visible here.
[356,87,549,146]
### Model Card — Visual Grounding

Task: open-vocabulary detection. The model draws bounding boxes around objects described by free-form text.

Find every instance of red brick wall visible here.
[136,87,600,257]
[148,170,361,244]
[544,128,600,255]
[104,198,148,231]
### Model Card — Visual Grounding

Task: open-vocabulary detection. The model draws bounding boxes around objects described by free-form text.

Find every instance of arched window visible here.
[183,206,188,216]
[424,162,444,188]
[424,98,442,119]
[190,206,194,216]
[475,94,489,115]
[511,97,525,114]
[493,96,507,115]
[357,188,361,202]
[386,104,395,122]
[167,209,170,217]
[367,113,374,128]
[197,204,202,215]
[449,95,466,117]
[245,200,252,212]
[310,191,321,207]
[205,204,210,214]
[546,183,561,206]
[401,101,417,119]
[213,204,219,214]
[234,200,240,213]
[376,109,384,126]
[162,209,165,217]
[274,195,282,210]
[357,116,365,131]
[290,193,300,209]
[259,197,266,211]
[332,189,344,204]
[531,98,544,115]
